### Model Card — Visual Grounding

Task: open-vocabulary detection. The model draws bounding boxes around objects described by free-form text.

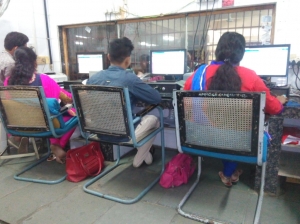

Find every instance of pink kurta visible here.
[4,74,76,148]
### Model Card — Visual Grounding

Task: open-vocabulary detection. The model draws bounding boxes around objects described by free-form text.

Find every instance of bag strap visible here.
[77,145,103,176]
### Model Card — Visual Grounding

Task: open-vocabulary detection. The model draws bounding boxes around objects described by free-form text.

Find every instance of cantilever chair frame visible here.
[0,86,78,184]
[71,85,165,204]
[173,90,267,224]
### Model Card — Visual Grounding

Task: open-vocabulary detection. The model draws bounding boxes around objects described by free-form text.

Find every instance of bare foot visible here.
[50,144,66,164]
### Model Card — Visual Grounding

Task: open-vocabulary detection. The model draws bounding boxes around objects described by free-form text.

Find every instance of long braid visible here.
[8,47,37,85]
[207,32,245,91]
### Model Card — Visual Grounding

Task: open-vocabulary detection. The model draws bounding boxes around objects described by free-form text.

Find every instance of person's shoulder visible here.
[39,73,51,79]
[124,70,140,81]
[237,66,257,74]
[237,66,260,78]
[39,73,58,84]
[124,69,136,76]
[87,70,105,83]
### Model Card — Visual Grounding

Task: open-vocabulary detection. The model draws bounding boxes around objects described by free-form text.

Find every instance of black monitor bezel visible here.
[242,44,290,77]
[150,49,187,76]
[76,52,105,74]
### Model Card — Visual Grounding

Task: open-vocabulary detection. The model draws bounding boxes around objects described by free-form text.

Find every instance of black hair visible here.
[207,32,246,91]
[108,37,134,63]
[4,32,29,51]
[8,47,37,85]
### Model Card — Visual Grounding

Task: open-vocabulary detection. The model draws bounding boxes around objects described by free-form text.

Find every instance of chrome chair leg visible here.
[14,139,66,184]
[84,129,165,204]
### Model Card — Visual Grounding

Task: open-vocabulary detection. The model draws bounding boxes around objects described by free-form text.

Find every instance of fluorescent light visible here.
[163,35,174,41]
[75,41,83,45]
[139,42,157,47]
[76,35,88,39]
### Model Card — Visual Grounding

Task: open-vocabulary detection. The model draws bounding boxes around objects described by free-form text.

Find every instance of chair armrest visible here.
[135,104,159,117]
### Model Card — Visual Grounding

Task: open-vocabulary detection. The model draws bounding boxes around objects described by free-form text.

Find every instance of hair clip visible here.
[224,58,230,62]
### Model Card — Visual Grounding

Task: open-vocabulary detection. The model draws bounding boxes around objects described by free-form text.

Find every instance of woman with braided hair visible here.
[4,46,76,164]
[184,32,287,187]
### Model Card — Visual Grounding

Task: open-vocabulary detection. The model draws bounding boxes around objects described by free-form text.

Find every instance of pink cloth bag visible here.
[159,153,196,188]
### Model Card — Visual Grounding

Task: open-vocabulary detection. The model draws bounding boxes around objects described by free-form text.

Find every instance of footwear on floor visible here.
[133,145,154,168]
[231,169,243,183]
[144,153,153,165]
[144,146,155,165]
[47,153,56,162]
[50,144,66,164]
[8,136,29,154]
[219,171,232,187]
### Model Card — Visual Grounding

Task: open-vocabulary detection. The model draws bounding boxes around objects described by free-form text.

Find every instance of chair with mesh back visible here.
[173,90,267,224]
[0,86,78,184]
[71,85,165,204]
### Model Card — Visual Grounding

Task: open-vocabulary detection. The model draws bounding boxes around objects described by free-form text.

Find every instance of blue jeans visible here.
[222,160,237,177]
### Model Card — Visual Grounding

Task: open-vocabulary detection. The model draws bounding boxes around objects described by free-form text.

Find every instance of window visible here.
[119,17,186,73]
[60,3,275,79]
[61,24,117,80]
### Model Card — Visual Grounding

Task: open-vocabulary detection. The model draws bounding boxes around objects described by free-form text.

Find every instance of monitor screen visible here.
[76,53,104,74]
[150,49,186,75]
[240,44,290,77]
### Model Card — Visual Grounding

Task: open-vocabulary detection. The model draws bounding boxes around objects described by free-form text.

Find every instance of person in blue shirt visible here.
[87,37,161,168]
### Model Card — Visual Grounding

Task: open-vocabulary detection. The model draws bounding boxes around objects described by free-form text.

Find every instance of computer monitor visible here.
[150,49,187,76]
[240,44,290,77]
[76,52,104,74]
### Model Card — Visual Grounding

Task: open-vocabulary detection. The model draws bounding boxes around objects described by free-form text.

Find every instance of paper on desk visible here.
[281,127,300,145]
[282,135,300,145]
[282,127,300,145]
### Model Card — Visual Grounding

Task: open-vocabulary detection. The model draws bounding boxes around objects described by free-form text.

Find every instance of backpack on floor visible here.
[159,153,196,188]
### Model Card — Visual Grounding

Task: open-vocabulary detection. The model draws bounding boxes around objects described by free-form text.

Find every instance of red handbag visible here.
[66,142,104,182]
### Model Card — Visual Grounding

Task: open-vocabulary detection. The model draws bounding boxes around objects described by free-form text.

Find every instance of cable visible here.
[197,0,216,63]
[296,61,300,90]
[192,0,202,71]
[105,12,111,55]
[291,60,300,90]
[199,0,209,51]
[202,0,216,62]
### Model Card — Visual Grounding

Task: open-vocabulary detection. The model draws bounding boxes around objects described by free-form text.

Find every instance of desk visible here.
[255,103,300,195]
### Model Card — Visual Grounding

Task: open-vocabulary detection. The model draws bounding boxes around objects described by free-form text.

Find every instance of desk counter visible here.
[255,105,300,195]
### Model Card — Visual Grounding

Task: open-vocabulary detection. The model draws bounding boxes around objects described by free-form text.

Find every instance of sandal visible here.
[231,169,243,183]
[47,153,56,162]
[219,171,232,187]
[50,144,66,164]
[149,146,155,156]
[55,156,66,164]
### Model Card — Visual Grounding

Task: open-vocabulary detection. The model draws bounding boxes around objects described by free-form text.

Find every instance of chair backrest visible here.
[0,86,51,133]
[71,85,132,140]
[173,90,266,165]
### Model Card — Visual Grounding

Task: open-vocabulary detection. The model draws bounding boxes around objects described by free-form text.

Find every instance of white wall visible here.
[1,0,300,84]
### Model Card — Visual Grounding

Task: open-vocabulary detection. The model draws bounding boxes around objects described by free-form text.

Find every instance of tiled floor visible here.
[0,147,300,224]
